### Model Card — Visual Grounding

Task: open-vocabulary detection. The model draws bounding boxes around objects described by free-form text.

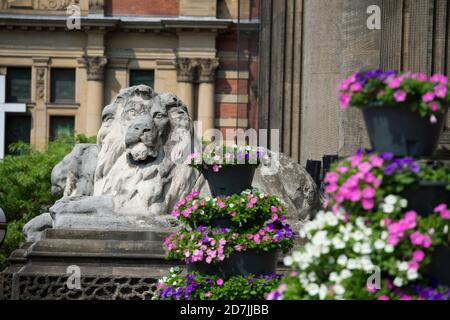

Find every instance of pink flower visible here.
[358,162,372,173]
[270,206,277,213]
[400,296,412,300]
[172,210,180,217]
[230,211,237,217]
[218,202,226,209]
[378,296,390,300]
[408,261,419,270]
[212,164,221,172]
[272,214,279,221]
[412,250,425,262]
[393,90,407,102]
[434,203,447,213]
[362,186,375,199]
[362,198,374,210]
[325,184,338,193]
[246,203,254,209]
[434,84,447,98]
[430,115,438,124]
[216,279,224,286]
[364,172,376,183]
[247,234,253,240]
[388,77,402,89]
[325,172,339,183]
[253,234,261,244]
[336,166,349,173]
[250,197,257,204]
[422,92,435,103]
[369,155,384,167]
[204,292,212,298]
[339,93,352,109]
[430,102,439,112]
[350,82,363,92]
[441,210,450,220]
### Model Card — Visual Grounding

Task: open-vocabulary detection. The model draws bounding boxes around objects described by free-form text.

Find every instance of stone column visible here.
[197,58,219,139]
[80,55,107,137]
[176,58,197,118]
[32,57,50,151]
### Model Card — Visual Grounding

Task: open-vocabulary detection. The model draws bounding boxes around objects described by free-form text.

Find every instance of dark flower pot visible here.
[401,181,449,216]
[425,244,450,287]
[208,217,238,229]
[362,105,447,157]
[202,164,257,197]
[187,249,279,278]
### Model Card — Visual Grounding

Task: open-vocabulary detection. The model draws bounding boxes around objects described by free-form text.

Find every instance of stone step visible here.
[44,228,170,242]
[27,238,166,260]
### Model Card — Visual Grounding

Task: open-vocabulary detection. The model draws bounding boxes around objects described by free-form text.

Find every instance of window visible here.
[5,115,32,155]
[130,70,154,88]
[50,68,76,103]
[6,67,31,103]
[50,116,75,141]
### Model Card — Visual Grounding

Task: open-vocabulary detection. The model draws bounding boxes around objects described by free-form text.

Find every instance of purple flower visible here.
[384,163,398,176]
[380,152,394,160]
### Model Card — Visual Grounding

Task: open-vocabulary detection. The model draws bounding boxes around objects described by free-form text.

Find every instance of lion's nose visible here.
[132,123,152,134]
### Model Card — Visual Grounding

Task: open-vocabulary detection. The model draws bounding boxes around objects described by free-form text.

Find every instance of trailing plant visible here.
[154,267,281,300]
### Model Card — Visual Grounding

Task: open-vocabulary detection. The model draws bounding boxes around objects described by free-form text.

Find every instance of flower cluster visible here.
[172,190,287,228]
[186,144,270,172]
[339,69,449,123]
[154,268,281,300]
[268,198,449,300]
[165,221,295,265]
[324,150,449,215]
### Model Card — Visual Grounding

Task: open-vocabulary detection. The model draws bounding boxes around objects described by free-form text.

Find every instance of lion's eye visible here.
[154,112,165,119]
[127,109,137,117]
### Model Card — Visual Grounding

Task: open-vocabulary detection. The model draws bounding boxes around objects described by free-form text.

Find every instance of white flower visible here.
[329,272,340,282]
[384,244,394,253]
[229,203,235,208]
[347,259,358,270]
[444,225,448,234]
[326,215,339,226]
[407,269,419,281]
[361,243,372,254]
[374,239,385,250]
[382,204,394,214]
[332,237,346,249]
[385,195,397,205]
[306,283,320,296]
[399,199,408,208]
[284,256,294,266]
[381,231,388,240]
[351,231,365,241]
[340,269,352,279]
[334,284,345,295]
[393,277,404,287]
[308,272,317,282]
[337,255,348,266]
[319,285,328,300]
[352,243,362,253]
[397,261,408,272]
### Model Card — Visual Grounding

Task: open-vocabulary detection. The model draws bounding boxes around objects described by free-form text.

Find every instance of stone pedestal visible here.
[0,229,178,300]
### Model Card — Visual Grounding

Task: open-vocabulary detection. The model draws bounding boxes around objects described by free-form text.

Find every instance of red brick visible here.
[215,79,249,94]
[250,0,260,20]
[105,0,179,16]
[215,103,248,119]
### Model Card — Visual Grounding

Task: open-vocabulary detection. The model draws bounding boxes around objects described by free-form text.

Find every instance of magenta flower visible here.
[246,203,254,209]
[358,162,372,173]
[393,90,407,102]
[422,92,435,103]
[408,261,419,270]
[412,250,425,262]
[172,210,180,217]
[216,279,224,286]
[270,206,277,213]
[362,198,374,210]
[272,214,279,221]
[230,211,237,217]
[350,82,363,92]
[430,102,439,112]
[325,172,339,183]
[339,93,352,109]
[378,296,390,300]
[388,77,401,89]
[362,186,375,199]
[434,84,447,98]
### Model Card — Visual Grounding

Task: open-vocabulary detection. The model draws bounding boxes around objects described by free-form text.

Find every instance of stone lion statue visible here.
[23,85,320,239]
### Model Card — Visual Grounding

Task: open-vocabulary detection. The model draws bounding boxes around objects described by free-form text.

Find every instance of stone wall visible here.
[259,0,450,164]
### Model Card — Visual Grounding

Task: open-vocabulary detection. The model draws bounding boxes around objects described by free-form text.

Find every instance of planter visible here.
[187,249,279,278]
[425,243,450,287]
[208,217,238,229]
[402,181,449,216]
[362,105,447,157]
[202,164,257,197]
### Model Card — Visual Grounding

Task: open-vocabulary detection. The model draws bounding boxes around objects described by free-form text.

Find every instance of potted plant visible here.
[166,190,295,278]
[186,144,270,197]
[339,70,449,157]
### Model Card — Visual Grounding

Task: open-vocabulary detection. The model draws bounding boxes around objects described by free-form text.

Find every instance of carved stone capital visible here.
[175,58,198,83]
[198,58,219,83]
[79,55,107,81]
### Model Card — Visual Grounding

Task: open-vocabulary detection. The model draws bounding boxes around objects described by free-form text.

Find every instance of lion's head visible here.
[93,85,199,218]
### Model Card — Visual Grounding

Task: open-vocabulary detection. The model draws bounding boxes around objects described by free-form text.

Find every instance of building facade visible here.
[0,0,259,153]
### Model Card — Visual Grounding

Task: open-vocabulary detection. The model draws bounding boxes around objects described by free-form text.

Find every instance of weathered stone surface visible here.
[22,212,53,242]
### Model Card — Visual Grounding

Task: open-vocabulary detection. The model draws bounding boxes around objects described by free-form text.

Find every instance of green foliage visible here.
[0,135,96,266]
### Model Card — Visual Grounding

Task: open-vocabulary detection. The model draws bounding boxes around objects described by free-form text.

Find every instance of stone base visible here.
[0,229,179,300]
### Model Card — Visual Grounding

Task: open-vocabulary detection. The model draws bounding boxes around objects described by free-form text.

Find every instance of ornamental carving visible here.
[198,58,220,83]
[0,0,80,10]
[35,67,46,101]
[175,58,198,83]
[79,55,107,81]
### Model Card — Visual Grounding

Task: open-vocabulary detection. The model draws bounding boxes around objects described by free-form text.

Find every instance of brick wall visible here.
[105,0,179,16]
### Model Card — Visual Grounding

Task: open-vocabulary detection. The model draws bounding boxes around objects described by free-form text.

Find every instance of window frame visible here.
[5,67,32,103]
[129,69,155,88]
[50,68,76,104]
